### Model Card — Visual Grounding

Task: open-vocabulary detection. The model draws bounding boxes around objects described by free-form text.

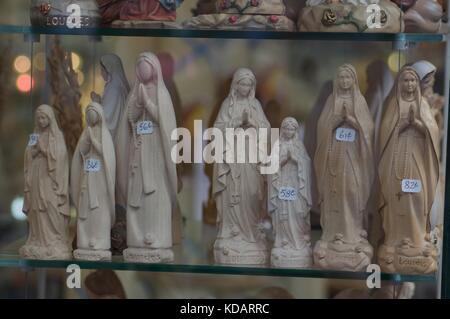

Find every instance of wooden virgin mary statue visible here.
[268,117,313,268]
[377,67,439,274]
[20,104,72,260]
[118,52,177,263]
[213,68,271,265]
[313,64,374,271]
[71,102,116,261]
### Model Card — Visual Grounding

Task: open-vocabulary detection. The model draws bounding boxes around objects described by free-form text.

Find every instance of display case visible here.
[0,0,449,299]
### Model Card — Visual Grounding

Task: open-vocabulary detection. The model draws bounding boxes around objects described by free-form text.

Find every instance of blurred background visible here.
[0,0,446,298]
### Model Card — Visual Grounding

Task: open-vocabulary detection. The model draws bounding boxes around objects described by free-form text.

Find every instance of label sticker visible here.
[278,187,297,201]
[84,159,101,172]
[336,127,356,142]
[402,179,421,193]
[137,121,153,135]
[28,134,39,146]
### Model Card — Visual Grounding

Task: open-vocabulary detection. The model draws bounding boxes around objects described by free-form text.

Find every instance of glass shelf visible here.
[0,241,436,283]
[0,24,446,42]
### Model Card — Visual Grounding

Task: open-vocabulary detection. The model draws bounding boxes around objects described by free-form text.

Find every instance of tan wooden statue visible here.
[269,117,313,268]
[71,102,116,261]
[377,66,439,274]
[20,104,72,260]
[313,64,374,271]
[213,68,271,265]
[119,52,177,263]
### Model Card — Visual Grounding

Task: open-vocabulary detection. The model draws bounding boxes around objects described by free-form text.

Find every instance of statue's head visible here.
[281,117,299,140]
[86,108,100,127]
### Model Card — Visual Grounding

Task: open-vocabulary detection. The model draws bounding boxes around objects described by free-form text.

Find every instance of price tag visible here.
[402,179,421,193]
[137,121,153,135]
[28,134,39,146]
[336,127,356,142]
[278,187,297,201]
[84,159,101,172]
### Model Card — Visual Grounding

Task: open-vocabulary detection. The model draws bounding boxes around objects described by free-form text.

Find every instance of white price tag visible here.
[84,159,101,172]
[402,179,421,193]
[278,187,297,201]
[28,134,39,146]
[336,127,356,142]
[137,121,153,135]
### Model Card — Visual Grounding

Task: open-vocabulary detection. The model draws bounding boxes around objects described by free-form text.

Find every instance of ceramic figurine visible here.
[313,64,374,271]
[268,117,313,268]
[377,67,439,274]
[91,54,130,142]
[20,105,72,260]
[184,0,297,31]
[30,0,101,28]
[392,0,447,33]
[97,0,183,28]
[213,68,271,265]
[90,54,130,256]
[411,60,445,154]
[71,102,116,261]
[299,0,403,32]
[119,52,177,263]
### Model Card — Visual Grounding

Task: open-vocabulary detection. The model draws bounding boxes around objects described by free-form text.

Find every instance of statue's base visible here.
[378,243,437,274]
[271,247,312,268]
[299,0,403,33]
[313,239,373,271]
[74,249,111,261]
[123,247,174,263]
[214,238,269,265]
[19,243,72,260]
[184,14,295,31]
[112,20,180,29]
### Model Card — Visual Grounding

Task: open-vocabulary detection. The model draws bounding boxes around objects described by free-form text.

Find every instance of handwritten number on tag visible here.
[137,121,153,135]
[85,159,101,172]
[336,127,356,142]
[278,187,297,201]
[402,179,421,193]
[28,134,39,146]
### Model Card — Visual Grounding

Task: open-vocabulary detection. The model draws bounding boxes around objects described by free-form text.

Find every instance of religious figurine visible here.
[411,60,445,154]
[20,105,72,260]
[213,68,271,265]
[96,0,183,28]
[30,0,101,28]
[91,54,130,255]
[268,117,313,268]
[71,102,116,261]
[392,0,447,33]
[119,52,177,263]
[299,0,403,32]
[377,67,439,274]
[184,0,298,31]
[313,64,374,271]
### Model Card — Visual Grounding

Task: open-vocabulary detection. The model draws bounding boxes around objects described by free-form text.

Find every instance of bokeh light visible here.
[388,51,406,72]
[14,55,31,74]
[71,52,82,70]
[11,197,26,221]
[16,74,34,93]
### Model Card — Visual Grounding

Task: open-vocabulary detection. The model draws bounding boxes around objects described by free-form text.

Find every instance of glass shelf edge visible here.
[0,255,435,282]
[0,24,445,42]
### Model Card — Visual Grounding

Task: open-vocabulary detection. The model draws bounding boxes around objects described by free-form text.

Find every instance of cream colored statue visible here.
[71,102,116,261]
[213,68,271,265]
[269,117,313,268]
[313,64,374,271]
[119,52,177,263]
[377,67,439,274]
[20,104,72,260]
